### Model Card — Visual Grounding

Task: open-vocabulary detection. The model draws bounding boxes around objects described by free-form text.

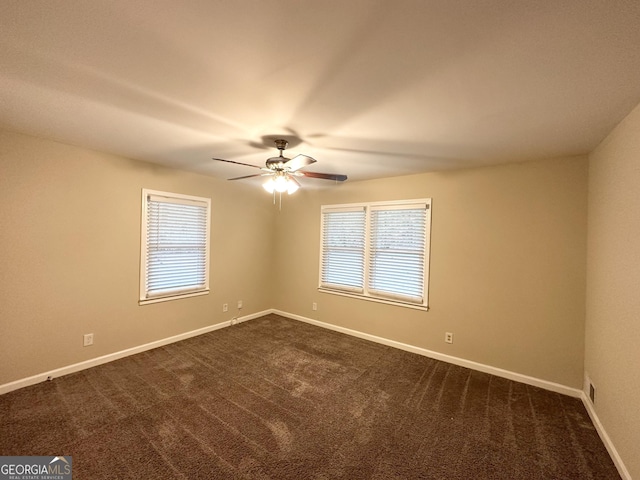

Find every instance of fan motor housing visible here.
[266,156,288,169]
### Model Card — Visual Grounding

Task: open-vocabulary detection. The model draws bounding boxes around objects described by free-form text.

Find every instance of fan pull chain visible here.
[270,189,283,211]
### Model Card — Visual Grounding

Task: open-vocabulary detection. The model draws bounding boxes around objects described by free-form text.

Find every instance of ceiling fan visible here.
[212,139,347,195]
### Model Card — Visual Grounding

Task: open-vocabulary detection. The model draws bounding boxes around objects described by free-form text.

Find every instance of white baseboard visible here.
[0,309,271,396]
[274,309,635,477]
[271,309,582,398]
[2,308,629,480]
[580,391,631,480]
[0,307,585,401]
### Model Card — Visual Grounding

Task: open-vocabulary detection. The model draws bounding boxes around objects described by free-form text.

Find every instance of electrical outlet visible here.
[222,303,228,312]
[237,300,243,310]
[445,332,453,344]
[231,317,238,325]
[83,333,94,347]
[589,382,596,404]
[312,302,318,311]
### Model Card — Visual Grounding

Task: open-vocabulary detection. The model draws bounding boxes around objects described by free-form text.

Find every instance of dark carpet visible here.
[0,314,620,479]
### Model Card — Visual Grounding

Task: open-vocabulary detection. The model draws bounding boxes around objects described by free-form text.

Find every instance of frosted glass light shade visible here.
[287,180,299,194]
[263,175,299,195]
[262,178,275,193]
[274,175,288,192]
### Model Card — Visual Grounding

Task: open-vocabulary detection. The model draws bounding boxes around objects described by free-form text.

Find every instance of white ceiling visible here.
[2,0,640,185]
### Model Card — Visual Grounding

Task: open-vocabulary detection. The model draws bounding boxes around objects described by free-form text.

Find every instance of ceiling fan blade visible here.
[227,173,270,181]
[284,154,316,172]
[300,171,348,182]
[212,157,263,169]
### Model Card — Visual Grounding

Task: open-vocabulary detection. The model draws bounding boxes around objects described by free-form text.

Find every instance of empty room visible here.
[1,1,639,479]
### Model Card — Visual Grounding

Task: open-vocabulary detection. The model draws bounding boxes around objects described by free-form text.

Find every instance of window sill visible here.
[139,289,209,306]
[318,287,429,312]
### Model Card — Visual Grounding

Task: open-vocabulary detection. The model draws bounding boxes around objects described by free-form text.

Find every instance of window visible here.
[320,199,431,309]
[140,189,211,305]
[319,207,366,293]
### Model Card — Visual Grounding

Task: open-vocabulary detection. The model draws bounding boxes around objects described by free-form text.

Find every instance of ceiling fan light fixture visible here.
[262,174,299,195]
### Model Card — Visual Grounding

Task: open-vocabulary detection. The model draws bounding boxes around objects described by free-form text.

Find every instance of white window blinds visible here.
[320,207,366,293]
[368,204,427,303]
[320,200,431,308]
[140,190,210,303]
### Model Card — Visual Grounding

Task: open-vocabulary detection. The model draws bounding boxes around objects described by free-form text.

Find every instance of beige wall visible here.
[0,130,590,392]
[0,130,275,386]
[586,102,640,479]
[273,157,589,388]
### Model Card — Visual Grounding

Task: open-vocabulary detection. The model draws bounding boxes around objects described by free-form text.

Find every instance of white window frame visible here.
[319,199,431,311]
[139,189,211,305]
